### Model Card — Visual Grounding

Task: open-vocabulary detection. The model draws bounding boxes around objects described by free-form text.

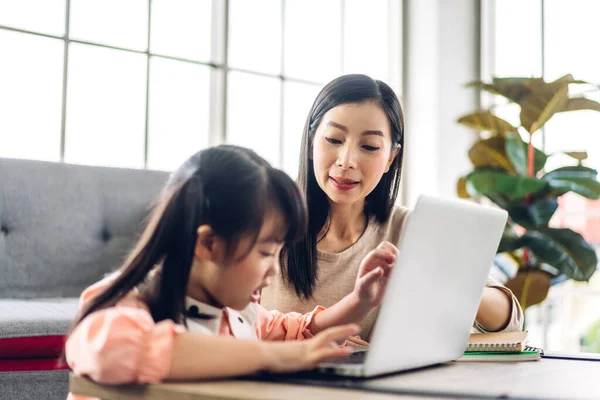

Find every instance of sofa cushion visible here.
[0,299,79,339]
[0,158,168,299]
[0,299,79,358]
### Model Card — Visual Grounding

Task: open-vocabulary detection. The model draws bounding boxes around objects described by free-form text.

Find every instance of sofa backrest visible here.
[0,158,169,299]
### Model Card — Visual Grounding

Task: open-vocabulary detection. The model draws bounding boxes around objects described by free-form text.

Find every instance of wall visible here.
[401,0,481,207]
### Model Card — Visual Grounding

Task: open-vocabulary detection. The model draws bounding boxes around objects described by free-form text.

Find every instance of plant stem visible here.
[527,139,535,176]
[524,127,536,265]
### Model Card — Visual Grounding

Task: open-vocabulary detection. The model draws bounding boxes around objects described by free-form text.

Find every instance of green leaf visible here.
[534,85,570,133]
[548,74,578,90]
[521,228,598,281]
[565,151,588,162]
[466,170,549,201]
[468,137,517,173]
[543,165,598,180]
[498,235,525,253]
[505,132,547,176]
[546,178,600,199]
[542,166,600,199]
[457,111,517,136]
[465,78,537,103]
[485,193,510,209]
[505,270,552,309]
[563,97,600,113]
[520,83,569,133]
[493,77,538,84]
[498,223,523,253]
[519,75,597,133]
[506,197,558,229]
[456,177,471,198]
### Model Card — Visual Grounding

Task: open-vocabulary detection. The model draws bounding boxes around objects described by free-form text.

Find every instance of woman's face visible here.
[312,101,398,207]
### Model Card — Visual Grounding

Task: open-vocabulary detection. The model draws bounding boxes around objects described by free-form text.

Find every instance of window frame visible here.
[1,0,402,171]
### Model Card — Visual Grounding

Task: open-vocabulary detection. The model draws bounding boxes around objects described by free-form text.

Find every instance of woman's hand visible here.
[265,324,358,373]
[354,241,398,308]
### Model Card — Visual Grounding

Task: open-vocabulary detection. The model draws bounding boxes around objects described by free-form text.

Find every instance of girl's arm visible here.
[168,324,356,379]
[66,304,357,384]
[257,241,397,341]
[308,241,397,334]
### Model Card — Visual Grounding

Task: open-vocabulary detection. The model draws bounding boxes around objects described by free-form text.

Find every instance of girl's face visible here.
[312,101,399,207]
[190,212,284,311]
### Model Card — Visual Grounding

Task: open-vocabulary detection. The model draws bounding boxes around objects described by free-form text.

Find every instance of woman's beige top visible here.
[261,206,524,340]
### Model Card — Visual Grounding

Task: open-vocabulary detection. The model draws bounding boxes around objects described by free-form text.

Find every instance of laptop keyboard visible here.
[326,349,368,364]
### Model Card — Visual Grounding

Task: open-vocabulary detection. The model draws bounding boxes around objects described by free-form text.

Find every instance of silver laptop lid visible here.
[363,195,508,377]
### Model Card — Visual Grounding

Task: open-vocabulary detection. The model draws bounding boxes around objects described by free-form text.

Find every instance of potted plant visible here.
[457,74,600,309]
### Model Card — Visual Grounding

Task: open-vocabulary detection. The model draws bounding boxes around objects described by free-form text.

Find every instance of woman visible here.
[261,74,523,341]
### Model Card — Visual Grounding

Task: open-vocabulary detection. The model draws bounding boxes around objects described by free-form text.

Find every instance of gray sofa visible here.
[0,157,168,399]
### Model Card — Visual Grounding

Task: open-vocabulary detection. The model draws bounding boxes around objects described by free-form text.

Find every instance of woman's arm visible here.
[474,275,524,332]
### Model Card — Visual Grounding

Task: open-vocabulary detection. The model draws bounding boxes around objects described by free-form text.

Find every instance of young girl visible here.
[261,74,524,339]
[65,145,395,397]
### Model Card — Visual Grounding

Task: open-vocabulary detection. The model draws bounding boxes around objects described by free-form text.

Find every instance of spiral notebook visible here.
[466,331,528,352]
[458,349,541,362]
[459,331,542,362]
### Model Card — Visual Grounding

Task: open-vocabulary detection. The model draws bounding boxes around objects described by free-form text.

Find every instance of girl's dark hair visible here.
[281,74,404,299]
[69,145,307,330]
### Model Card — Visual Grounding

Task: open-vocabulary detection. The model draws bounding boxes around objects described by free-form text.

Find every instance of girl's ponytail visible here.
[67,145,307,338]
[69,175,204,331]
[153,174,205,322]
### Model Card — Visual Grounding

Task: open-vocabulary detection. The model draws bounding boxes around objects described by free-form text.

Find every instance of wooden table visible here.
[70,375,427,399]
[70,358,600,400]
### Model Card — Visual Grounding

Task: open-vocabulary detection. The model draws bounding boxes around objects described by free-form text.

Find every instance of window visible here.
[225,0,393,176]
[147,57,211,171]
[283,81,322,178]
[0,30,64,162]
[64,43,148,168]
[0,1,396,176]
[486,0,600,353]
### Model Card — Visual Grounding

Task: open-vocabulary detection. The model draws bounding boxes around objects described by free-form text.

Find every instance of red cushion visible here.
[0,336,66,358]
[0,358,68,372]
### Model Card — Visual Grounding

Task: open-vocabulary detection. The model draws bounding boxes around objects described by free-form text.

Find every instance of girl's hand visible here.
[265,324,358,373]
[354,241,398,308]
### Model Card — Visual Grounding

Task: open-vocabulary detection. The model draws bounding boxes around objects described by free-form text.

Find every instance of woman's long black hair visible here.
[281,74,405,299]
[68,145,307,332]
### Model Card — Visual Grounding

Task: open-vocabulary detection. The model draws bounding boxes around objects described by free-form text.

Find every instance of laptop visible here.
[317,194,508,378]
